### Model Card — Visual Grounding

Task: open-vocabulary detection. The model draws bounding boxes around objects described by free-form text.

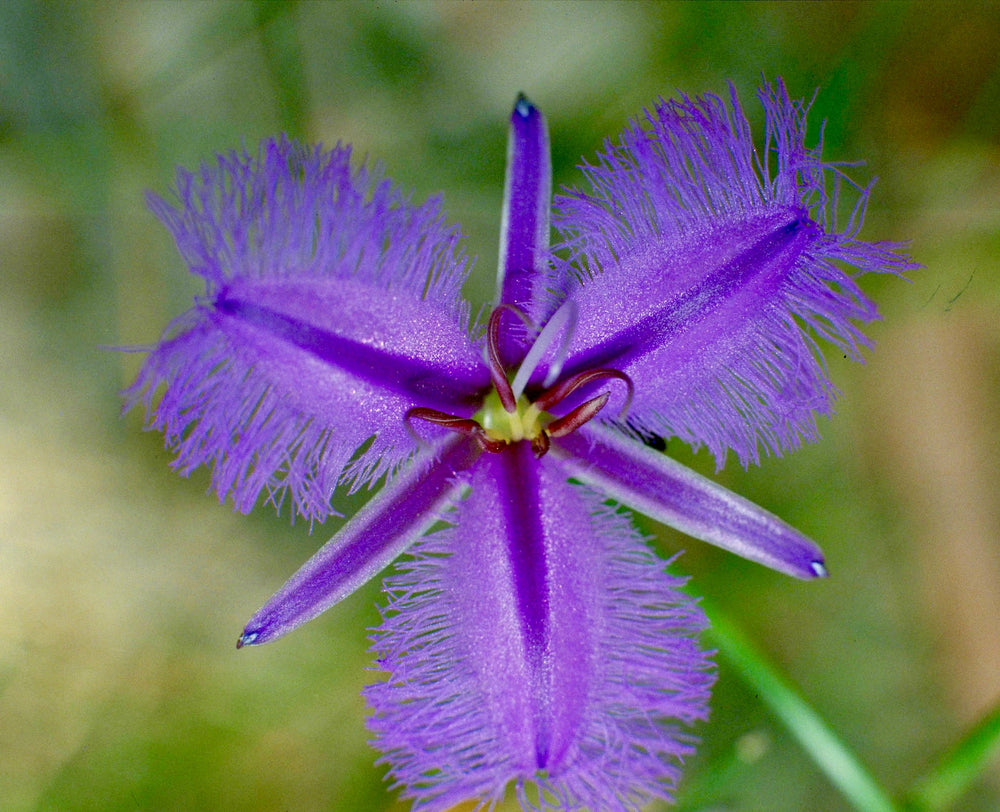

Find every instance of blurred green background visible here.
[2,1,999,810]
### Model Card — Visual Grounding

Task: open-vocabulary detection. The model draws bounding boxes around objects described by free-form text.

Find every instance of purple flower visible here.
[127,81,914,810]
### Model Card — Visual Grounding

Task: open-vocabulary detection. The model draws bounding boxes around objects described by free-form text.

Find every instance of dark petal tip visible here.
[514,93,535,118]
[810,560,829,578]
[236,630,259,649]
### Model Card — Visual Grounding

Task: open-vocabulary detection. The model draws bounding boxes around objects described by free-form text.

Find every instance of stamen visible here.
[511,299,579,398]
[531,431,550,458]
[410,305,631,459]
[476,434,509,454]
[405,407,481,443]
[533,368,634,418]
[405,407,506,453]
[546,392,611,437]
[487,306,531,413]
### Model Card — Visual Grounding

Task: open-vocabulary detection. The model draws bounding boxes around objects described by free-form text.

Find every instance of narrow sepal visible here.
[367,443,714,810]
[496,95,557,362]
[553,81,917,465]
[551,425,827,580]
[238,437,481,647]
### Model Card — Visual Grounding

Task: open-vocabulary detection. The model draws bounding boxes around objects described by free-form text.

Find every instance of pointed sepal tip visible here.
[513,92,536,119]
[236,630,259,649]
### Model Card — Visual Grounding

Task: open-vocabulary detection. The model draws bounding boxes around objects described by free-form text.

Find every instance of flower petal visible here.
[367,442,714,811]
[238,436,481,648]
[126,138,488,521]
[553,81,917,465]
[551,424,827,580]
[496,95,558,363]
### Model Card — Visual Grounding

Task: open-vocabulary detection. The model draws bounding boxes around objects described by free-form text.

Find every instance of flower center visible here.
[477,390,544,445]
[406,306,632,457]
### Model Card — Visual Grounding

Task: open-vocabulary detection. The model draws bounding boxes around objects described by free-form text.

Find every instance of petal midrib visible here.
[562,216,809,377]
[213,293,487,410]
[498,443,554,769]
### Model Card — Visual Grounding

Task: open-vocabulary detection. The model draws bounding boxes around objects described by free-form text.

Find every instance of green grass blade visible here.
[905,700,1000,811]
[703,599,899,812]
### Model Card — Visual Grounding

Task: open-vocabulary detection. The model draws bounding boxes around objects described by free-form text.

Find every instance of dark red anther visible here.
[476,435,509,454]
[405,407,507,454]
[487,305,533,413]
[533,367,633,416]
[530,431,550,458]
[405,407,483,437]
[547,392,611,438]
[486,309,518,412]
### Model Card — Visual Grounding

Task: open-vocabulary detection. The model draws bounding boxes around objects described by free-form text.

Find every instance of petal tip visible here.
[809,560,828,578]
[513,92,536,119]
[236,630,260,649]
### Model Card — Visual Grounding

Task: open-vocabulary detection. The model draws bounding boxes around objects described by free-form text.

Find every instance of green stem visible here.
[904,700,1000,811]
[703,599,899,812]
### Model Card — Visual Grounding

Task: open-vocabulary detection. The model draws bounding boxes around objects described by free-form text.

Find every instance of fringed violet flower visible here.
[127,80,914,810]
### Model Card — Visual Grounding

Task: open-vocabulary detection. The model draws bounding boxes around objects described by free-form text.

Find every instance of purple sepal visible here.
[496,95,556,363]
[367,443,714,810]
[554,80,918,466]
[238,436,481,647]
[552,425,828,580]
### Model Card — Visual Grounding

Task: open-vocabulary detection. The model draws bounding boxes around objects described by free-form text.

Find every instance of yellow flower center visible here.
[476,390,547,445]
[404,304,632,458]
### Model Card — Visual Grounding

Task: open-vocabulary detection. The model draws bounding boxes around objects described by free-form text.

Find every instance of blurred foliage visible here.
[2,1,999,811]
